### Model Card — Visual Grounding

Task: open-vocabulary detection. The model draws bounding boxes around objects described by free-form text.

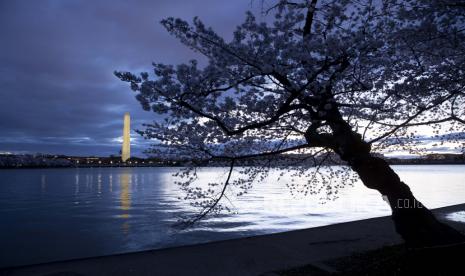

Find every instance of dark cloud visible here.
[0,0,256,156]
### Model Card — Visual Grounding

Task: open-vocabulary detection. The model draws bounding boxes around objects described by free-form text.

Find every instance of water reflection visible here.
[119,172,131,234]
[85,174,90,188]
[74,173,79,195]
[97,173,102,195]
[0,166,464,268]
[41,175,46,192]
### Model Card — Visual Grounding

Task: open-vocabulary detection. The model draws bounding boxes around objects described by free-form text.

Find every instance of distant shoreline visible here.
[1,161,465,169]
[1,152,464,169]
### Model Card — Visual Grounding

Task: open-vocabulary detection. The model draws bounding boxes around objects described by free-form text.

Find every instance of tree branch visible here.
[181,159,235,227]
[177,95,306,136]
[368,92,461,144]
[303,0,318,37]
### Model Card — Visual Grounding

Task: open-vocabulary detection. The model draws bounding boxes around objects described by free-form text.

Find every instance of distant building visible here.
[122,112,131,162]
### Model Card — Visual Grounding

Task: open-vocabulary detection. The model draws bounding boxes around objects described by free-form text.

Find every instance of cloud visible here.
[0,0,255,156]
[4,1,459,158]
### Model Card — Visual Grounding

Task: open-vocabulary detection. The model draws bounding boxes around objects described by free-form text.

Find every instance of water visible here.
[0,165,464,267]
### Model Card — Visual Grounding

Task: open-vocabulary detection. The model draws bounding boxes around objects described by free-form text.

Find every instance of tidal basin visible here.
[1,165,464,267]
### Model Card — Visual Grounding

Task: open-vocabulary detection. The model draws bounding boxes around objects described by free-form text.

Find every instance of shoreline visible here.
[2,204,464,276]
[2,162,465,170]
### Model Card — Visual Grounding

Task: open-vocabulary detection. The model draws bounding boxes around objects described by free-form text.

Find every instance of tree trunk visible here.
[350,153,465,247]
[328,120,465,247]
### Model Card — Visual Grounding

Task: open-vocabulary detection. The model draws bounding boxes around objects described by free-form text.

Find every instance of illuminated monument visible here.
[121,112,130,162]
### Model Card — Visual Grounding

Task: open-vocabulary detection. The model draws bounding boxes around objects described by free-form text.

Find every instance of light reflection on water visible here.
[0,165,464,267]
[120,173,131,234]
[446,211,465,223]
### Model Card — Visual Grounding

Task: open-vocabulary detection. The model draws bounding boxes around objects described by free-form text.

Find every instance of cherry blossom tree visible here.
[116,0,465,247]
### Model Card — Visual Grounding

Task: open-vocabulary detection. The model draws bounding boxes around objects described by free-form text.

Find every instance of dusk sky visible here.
[1,1,462,158]
[0,0,259,157]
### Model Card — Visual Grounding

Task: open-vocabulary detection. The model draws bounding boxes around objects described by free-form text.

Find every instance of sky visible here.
[0,1,462,158]
[0,0,264,157]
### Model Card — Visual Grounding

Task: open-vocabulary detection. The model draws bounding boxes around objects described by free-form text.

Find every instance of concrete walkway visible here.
[2,204,464,276]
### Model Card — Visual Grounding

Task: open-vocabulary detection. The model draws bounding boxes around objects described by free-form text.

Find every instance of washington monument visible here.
[121,112,130,162]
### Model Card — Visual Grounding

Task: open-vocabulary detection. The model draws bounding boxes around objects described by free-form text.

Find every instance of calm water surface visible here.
[0,165,464,267]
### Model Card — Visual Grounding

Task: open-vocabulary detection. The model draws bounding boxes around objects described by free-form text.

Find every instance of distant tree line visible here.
[1,152,464,168]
